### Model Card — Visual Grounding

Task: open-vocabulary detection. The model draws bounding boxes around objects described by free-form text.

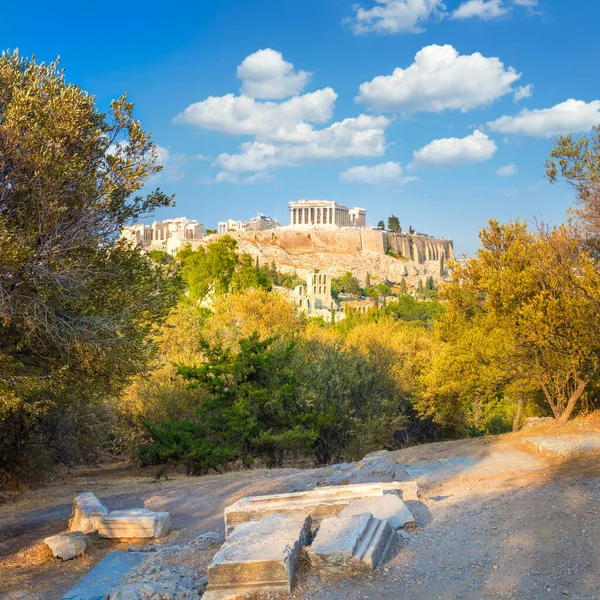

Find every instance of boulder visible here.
[44,531,87,560]
[309,512,394,572]
[98,509,171,539]
[69,492,109,533]
[204,512,311,600]
[340,494,415,530]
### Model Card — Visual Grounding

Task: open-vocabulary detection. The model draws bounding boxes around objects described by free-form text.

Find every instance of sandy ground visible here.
[1,414,600,600]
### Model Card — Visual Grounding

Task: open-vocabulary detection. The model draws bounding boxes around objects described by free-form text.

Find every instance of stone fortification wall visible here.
[214,228,454,288]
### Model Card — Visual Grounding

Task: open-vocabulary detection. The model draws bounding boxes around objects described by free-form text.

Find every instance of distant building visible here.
[120,217,204,254]
[288,200,367,228]
[292,272,337,319]
[218,213,279,234]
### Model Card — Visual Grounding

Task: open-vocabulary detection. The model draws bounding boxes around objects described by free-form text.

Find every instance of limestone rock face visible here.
[309,512,394,572]
[44,531,87,560]
[69,492,109,533]
[340,494,415,530]
[98,509,172,539]
[204,512,312,600]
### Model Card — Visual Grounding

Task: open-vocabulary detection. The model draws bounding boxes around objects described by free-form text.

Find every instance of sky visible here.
[2,0,600,255]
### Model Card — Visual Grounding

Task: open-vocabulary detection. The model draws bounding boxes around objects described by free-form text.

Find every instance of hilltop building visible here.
[288,200,366,228]
[120,217,204,254]
[218,213,279,234]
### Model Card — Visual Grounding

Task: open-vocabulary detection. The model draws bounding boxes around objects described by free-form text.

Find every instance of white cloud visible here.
[487,99,600,138]
[340,161,417,185]
[214,115,391,172]
[356,44,520,113]
[500,186,520,197]
[201,171,274,185]
[174,88,337,143]
[513,0,538,6]
[237,49,311,99]
[154,145,170,165]
[410,129,497,169]
[497,162,517,177]
[150,145,187,182]
[452,0,508,20]
[514,84,533,102]
[346,0,446,35]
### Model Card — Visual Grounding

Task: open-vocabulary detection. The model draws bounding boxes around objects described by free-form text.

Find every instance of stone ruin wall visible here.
[218,228,454,288]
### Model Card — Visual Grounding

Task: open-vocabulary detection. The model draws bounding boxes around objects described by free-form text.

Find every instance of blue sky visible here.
[3,0,599,254]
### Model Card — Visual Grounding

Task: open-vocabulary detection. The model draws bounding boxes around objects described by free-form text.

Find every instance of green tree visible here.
[388,215,402,233]
[0,52,178,484]
[377,220,385,229]
[440,255,445,277]
[331,272,363,299]
[399,278,408,295]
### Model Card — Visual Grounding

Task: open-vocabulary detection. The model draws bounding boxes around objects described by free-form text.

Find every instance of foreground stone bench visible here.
[69,492,109,533]
[203,512,311,600]
[309,512,395,571]
[98,508,171,539]
[224,483,390,536]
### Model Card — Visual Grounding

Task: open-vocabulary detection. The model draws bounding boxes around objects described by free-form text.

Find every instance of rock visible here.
[203,512,312,600]
[521,417,556,430]
[525,434,600,456]
[340,494,415,530]
[224,483,388,536]
[69,492,109,533]
[109,564,202,599]
[44,531,87,560]
[98,509,171,539]
[382,481,420,501]
[309,512,394,572]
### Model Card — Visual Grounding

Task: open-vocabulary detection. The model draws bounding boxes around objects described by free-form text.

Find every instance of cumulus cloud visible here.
[452,0,508,20]
[513,84,533,102]
[497,163,517,177]
[346,0,446,35]
[410,129,497,169]
[487,99,600,138]
[340,161,418,185]
[237,49,311,99]
[174,88,337,143]
[356,44,520,113]
[214,115,391,172]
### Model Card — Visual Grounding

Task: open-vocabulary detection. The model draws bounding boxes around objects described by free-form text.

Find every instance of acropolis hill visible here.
[122,200,454,288]
[224,227,454,289]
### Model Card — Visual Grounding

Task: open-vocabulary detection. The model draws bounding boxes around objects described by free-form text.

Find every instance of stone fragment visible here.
[381,480,420,501]
[69,492,109,533]
[45,531,88,560]
[340,494,415,530]
[203,512,311,600]
[98,508,171,539]
[525,434,600,456]
[224,483,386,536]
[521,417,556,430]
[309,512,394,572]
[61,552,147,600]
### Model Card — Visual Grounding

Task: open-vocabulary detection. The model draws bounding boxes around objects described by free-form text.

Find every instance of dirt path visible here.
[2,417,600,600]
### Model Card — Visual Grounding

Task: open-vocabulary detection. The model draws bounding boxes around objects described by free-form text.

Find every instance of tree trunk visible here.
[512,395,525,432]
[557,377,588,424]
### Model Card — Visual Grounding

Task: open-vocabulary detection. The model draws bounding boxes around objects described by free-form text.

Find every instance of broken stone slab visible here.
[203,512,311,600]
[61,552,147,600]
[322,450,408,486]
[98,509,171,539]
[224,483,387,536]
[309,512,394,572]
[45,531,88,560]
[340,494,415,530]
[381,480,420,501]
[69,492,109,533]
[525,434,600,456]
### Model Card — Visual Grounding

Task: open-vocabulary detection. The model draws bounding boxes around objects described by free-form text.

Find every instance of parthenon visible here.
[289,200,366,228]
